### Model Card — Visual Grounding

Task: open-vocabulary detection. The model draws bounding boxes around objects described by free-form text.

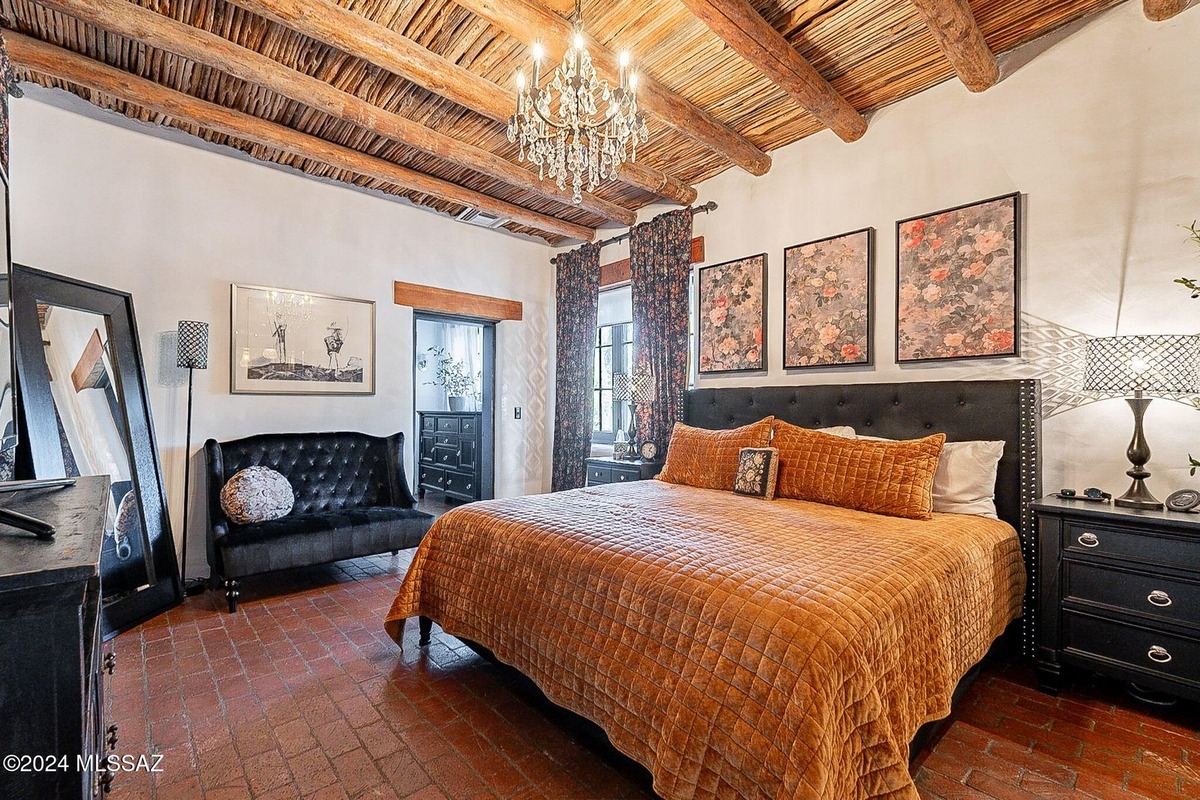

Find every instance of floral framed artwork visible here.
[230,284,376,395]
[783,228,873,369]
[697,253,766,374]
[896,192,1020,363]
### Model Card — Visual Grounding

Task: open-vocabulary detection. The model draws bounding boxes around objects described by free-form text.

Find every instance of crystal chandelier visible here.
[507,0,648,204]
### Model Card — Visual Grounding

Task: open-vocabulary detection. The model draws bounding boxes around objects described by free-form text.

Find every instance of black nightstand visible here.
[584,457,663,486]
[1033,495,1200,702]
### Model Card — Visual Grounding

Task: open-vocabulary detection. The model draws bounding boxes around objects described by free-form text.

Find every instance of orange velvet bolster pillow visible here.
[656,417,775,491]
[772,421,946,520]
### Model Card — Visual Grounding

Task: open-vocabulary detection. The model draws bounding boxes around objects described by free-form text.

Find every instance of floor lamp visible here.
[177,320,209,595]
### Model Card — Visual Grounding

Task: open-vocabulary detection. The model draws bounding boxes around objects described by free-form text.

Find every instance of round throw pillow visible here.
[220,467,294,525]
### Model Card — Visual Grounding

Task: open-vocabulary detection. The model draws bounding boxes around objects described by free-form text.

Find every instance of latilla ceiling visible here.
[0,0,1173,244]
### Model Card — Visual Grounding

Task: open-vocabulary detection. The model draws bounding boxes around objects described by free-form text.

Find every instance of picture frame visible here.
[697,253,767,375]
[896,192,1021,363]
[230,283,376,395]
[783,228,873,369]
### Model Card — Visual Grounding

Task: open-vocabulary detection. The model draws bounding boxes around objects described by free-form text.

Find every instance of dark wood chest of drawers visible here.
[417,411,492,503]
[1033,496,1200,702]
[0,476,114,799]
[584,457,663,486]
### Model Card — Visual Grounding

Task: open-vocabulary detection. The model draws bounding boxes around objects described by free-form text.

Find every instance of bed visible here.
[385,379,1041,800]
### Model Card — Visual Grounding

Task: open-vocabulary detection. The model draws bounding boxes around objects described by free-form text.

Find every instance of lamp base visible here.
[1113,478,1163,511]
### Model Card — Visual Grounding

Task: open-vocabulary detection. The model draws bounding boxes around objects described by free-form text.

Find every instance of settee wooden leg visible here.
[418,616,432,647]
[224,579,240,613]
[390,549,399,555]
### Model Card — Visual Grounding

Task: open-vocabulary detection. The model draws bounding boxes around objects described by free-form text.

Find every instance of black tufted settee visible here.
[204,431,433,612]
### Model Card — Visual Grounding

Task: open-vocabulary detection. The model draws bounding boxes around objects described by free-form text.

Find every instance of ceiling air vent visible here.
[456,208,509,228]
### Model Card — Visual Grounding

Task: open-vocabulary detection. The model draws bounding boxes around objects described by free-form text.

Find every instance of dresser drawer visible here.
[435,433,459,447]
[445,471,478,499]
[587,465,612,485]
[1064,561,1200,630]
[437,417,460,433]
[1063,611,1200,688]
[460,416,478,435]
[1062,520,1199,570]
[418,466,445,490]
[433,446,459,469]
[421,415,437,432]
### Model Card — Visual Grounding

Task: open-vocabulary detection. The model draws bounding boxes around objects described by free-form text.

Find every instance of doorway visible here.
[413,313,495,508]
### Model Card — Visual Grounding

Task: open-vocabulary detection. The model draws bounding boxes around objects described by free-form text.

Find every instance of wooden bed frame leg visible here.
[418,616,433,647]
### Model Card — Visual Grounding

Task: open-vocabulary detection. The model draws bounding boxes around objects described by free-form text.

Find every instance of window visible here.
[593,286,633,444]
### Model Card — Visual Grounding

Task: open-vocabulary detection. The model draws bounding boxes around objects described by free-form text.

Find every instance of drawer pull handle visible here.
[1148,645,1172,664]
[466,483,472,490]
[1077,532,1100,548]
[1148,590,1173,607]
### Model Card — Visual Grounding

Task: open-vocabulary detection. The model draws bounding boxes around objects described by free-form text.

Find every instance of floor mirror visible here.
[11,264,181,637]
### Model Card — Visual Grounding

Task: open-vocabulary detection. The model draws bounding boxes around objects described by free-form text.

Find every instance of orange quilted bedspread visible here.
[385,481,1024,800]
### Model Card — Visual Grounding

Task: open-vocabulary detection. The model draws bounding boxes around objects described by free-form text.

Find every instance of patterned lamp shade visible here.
[631,369,656,405]
[177,320,210,370]
[1083,335,1199,395]
[612,372,632,402]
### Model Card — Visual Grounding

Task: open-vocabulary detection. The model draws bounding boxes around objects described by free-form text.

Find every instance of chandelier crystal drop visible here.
[507,0,648,204]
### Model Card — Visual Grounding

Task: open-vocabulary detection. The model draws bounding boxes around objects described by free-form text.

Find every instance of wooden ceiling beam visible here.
[3,32,594,242]
[450,0,772,175]
[677,0,867,142]
[1144,0,1190,20]
[32,0,635,226]
[908,0,999,92]
[229,0,696,205]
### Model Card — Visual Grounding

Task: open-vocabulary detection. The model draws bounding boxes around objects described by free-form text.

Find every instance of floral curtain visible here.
[551,242,601,491]
[631,207,694,455]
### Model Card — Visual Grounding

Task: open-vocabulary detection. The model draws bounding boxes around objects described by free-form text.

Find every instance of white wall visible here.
[636,2,1200,499]
[9,96,555,577]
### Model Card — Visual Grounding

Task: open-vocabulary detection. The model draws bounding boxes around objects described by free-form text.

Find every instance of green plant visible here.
[1176,221,1200,297]
[424,347,479,398]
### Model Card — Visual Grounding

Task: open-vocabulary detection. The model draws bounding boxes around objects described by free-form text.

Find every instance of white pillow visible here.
[857,435,1004,517]
[815,425,855,439]
[932,440,1005,518]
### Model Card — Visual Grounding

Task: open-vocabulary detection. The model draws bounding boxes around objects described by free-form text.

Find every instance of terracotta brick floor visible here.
[108,552,1198,799]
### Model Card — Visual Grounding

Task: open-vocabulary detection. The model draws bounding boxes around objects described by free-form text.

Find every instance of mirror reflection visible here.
[38,304,151,594]
[0,179,14,482]
[12,264,181,637]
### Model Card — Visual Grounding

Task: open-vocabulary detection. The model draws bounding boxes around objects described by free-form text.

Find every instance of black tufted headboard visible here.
[685,379,1042,655]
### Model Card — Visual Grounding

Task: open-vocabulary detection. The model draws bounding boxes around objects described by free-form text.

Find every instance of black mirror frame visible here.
[11,264,182,637]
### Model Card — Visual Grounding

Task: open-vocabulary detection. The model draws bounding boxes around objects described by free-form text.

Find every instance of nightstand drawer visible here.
[587,465,612,485]
[1065,561,1200,629]
[1062,520,1199,570]
[1063,611,1200,687]
[609,467,638,483]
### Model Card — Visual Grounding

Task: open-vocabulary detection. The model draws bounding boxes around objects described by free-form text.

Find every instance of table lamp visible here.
[1083,334,1200,510]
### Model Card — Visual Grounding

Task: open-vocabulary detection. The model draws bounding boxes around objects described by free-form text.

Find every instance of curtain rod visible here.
[552,202,718,265]
[594,201,717,250]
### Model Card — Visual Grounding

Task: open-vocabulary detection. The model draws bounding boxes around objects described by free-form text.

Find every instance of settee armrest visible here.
[385,432,418,509]
[204,438,230,570]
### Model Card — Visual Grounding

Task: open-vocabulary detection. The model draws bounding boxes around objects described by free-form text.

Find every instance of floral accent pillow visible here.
[220,466,295,525]
[733,447,779,500]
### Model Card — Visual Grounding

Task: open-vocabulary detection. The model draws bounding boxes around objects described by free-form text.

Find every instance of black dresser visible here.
[0,476,114,799]
[1034,495,1200,702]
[584,457,663,486]
[417,411,492,503]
